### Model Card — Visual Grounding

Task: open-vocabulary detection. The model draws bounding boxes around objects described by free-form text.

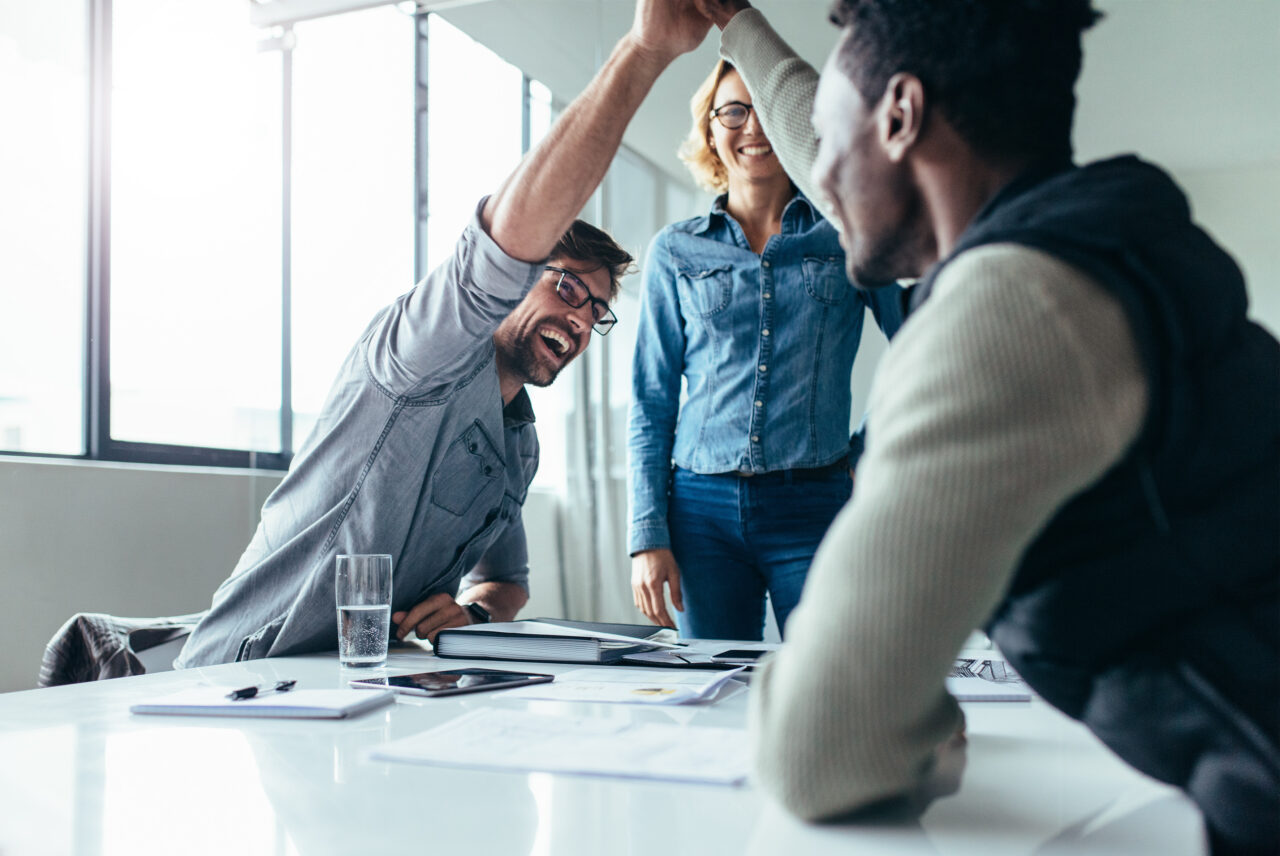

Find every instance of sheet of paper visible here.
[624,641,779,667]
[501,666,746,704]
[370,707,751,785]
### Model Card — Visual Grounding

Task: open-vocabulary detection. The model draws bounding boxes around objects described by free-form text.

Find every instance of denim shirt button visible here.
[762,329,771,337]
[758,364,767,372]
[468,443,477,453]
[762,292,771,299]
[754,400,763,408]
[762,259,771,268]
[751,435,760,443]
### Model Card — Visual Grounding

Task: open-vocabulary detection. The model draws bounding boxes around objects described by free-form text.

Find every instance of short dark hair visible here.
[551,219,635,300]
[829,0,1102,162]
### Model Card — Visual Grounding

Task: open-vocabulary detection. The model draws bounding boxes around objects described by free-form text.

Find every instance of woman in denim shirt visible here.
[628,59,902,640]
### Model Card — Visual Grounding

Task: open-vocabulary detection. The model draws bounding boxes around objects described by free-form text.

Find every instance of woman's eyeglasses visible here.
[546,266,617,335]
[711,101,755,130]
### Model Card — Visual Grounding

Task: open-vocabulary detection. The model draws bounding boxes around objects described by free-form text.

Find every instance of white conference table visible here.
[0,644,1205,856]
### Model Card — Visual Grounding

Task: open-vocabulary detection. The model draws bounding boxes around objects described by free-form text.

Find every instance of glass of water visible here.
[335,554,393,667]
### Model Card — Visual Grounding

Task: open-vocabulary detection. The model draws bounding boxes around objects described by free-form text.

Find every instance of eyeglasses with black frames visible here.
[545,265,617,335]
[711,101,755,130]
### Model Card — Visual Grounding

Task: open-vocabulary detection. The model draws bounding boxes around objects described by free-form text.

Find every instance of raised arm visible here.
[482,0,711,261]
[696,1,832,222]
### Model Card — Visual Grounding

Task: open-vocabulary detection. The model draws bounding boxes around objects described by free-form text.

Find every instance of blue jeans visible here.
[667,466,852,641]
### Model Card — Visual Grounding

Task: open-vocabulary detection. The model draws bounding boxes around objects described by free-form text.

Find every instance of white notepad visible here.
[131,687,396,719]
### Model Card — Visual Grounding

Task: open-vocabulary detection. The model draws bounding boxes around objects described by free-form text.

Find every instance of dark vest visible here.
[911,156,1280,847]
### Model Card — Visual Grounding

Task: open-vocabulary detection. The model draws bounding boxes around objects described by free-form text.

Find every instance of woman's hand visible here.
[631,548,684,627]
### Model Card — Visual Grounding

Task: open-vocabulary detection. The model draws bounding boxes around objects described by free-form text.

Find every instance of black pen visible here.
[227,679,297,701]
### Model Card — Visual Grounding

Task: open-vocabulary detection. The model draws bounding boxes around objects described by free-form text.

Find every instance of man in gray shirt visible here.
[177,0,714,668]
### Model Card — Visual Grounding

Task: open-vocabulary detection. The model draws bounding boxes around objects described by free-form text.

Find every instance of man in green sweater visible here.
[698,3,1279,854]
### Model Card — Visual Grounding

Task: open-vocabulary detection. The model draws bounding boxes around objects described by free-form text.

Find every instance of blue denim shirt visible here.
[177,198,542,667]
[627,192,903,554]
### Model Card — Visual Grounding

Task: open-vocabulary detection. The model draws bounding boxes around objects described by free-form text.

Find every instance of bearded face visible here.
[492,260,610,389]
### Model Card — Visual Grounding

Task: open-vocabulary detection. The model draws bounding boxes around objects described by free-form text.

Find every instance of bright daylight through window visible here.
[0,1,87,456]
[109,0,283,452]
[1,1,682,478]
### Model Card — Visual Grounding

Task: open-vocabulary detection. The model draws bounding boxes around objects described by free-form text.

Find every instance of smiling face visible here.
[708,70,784,190]
[811,46,934,284]
[492,258,609,390]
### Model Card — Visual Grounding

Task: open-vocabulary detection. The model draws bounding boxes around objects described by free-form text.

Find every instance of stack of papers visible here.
[370,707,751,785]
[501,666,746,705]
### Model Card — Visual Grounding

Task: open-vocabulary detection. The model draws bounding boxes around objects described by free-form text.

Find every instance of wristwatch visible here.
[464,602,492,624]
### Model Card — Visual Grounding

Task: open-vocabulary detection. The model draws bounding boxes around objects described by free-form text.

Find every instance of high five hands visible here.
[692,0,753,30]
[628,0,714,63]
[629,0,753,59]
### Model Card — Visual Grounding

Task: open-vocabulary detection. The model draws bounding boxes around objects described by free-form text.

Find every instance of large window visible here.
[0,1,696,476]
[109,0,283,452]
[0,1,423,468]
[0,1,87,456]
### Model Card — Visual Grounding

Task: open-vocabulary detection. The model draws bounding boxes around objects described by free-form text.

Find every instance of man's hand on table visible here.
[392,592,471,645]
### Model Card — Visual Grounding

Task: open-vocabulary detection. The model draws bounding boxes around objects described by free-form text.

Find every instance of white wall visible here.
[1172,164,1280,337]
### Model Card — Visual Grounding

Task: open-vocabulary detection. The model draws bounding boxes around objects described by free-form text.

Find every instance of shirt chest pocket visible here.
[675,262,735,318]
[802,256,851,305]
[430,420,502,516]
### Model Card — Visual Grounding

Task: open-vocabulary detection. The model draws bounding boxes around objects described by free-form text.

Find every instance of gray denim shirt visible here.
[176,199,542,667]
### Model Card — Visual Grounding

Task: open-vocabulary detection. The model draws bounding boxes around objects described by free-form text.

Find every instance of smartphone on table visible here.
[709,649,769,665]
[349,667,553,697]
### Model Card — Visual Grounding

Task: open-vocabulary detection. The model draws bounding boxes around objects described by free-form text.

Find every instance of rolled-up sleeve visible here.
[368,196,542,395]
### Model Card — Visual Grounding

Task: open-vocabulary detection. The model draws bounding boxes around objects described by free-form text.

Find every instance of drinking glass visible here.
[335,554,393,667]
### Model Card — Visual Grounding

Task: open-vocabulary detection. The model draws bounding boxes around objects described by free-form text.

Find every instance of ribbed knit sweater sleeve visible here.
[719,9,829,220]
[749,244,1149,819]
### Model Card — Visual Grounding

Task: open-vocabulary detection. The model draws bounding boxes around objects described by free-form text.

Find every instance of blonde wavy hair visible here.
[678,60,736,194]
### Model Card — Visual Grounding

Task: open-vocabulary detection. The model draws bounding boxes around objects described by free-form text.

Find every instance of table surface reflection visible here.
[0,645,1204,856]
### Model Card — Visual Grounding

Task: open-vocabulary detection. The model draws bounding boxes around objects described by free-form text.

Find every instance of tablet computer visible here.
[349,667,553,697]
